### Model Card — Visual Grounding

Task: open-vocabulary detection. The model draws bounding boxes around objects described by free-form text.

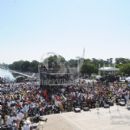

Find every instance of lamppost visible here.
[38,64,41,87]
[76,57,81,79]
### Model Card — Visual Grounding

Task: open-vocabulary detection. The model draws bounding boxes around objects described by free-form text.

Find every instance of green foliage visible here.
[81,60,98,76]
[67,59,78,67]
[43,55,66,72]
[115,58,130,64]
[120,63,130,75]
[29,60,39,72]
[115,58,130,75]
[7,57,130,76]
[9,60,24,71]
[9,60,39,73]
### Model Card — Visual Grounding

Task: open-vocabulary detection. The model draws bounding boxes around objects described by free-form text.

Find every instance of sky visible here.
[0,0,130,64]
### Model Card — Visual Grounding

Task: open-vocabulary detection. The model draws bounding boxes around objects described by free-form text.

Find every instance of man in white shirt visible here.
[22,122,30,130]
[6,115,12,126]
[17,112,24,121]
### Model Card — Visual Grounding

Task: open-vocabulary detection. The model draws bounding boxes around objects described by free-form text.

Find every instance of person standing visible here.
[22,122,30,130]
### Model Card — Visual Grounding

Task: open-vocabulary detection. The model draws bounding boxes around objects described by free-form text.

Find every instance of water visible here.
[0,68,15,82]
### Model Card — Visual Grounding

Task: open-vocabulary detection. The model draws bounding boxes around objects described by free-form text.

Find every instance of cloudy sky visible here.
[0,0,130,63]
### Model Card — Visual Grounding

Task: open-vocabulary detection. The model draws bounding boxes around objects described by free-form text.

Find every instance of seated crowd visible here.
[0,80,130,130]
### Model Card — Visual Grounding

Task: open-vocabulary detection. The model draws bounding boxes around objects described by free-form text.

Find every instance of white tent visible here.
[125,77,130,82]
[99,67,119,72]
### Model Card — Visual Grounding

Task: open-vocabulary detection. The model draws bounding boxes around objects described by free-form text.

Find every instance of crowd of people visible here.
[0,79,130,130]
[0,82,47,130]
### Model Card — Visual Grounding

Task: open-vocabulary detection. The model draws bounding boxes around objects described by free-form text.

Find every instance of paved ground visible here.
[38,105,130,130]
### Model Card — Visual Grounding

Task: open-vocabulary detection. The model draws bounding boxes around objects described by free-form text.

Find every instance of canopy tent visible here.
[99,67,119,72]
[126,77,130,82]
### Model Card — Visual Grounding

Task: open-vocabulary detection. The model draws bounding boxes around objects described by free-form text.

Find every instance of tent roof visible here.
[99,67,119,72]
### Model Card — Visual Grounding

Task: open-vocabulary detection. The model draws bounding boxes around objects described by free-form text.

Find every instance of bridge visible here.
[10,70,36,79]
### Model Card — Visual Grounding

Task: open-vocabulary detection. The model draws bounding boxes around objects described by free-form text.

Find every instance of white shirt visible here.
[17,112,24,120]
[22,124,30,130]
[6,116,16,125]
[22,105,29,113]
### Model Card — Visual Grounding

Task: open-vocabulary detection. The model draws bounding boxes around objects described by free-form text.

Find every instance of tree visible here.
[9,60,39,73]
[43,55,66,72]
[67,59,78,67]
[30,60,39,73]
[120,63,130,75]
[21,61,30,72]
[81,60,98,76]
[9,60,24,71]
[92,58,109,68]
[115,58,130,65]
